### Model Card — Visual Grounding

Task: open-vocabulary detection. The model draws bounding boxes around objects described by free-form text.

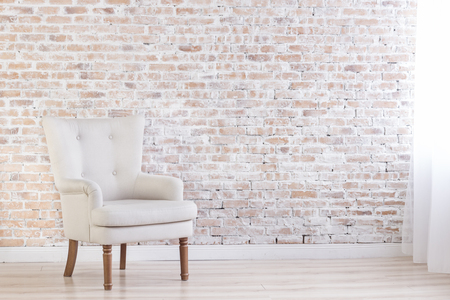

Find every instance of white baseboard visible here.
[0,243,408,263]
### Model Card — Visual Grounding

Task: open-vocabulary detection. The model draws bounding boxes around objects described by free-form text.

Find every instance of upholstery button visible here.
[112,171,117,175]
[109,135,113,139]
[81,173,85,177]
[76,136,80,140]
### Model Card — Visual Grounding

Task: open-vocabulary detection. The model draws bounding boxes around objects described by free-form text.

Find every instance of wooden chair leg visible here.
[103,245,113,290]
[120,243,127,270]
[179,237,189,281]
[63,239,78,277]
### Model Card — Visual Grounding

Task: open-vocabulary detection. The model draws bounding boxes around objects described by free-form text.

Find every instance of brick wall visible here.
[0,0,415,247]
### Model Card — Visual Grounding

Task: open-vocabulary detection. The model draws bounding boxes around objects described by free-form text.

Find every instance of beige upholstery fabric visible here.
[43,115,144,202]
[92,200,197,227]
[42,115,197,244]
[133,173,184,201]
[90,221,193,245]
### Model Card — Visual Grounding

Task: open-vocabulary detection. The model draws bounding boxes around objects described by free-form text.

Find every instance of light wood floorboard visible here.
[1,257,449,299]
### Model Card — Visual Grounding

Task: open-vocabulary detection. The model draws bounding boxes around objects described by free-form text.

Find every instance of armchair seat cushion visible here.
[91,200,197,227]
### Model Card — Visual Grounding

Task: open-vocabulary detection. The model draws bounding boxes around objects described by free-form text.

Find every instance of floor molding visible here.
[0,243,408,263]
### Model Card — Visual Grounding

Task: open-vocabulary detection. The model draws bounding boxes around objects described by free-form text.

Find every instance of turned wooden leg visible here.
[63,239,78,277]
[179,237,189,281]
[120,243,127,270]
[103,245,113,290]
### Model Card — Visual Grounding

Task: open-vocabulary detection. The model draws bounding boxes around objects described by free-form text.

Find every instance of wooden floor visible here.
[1,257,449,299]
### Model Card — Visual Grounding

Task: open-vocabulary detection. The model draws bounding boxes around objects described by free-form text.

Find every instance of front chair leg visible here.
[63,239,78,277]
[120,243,127,270]
[179,237,189,281]
[103,245,113,290]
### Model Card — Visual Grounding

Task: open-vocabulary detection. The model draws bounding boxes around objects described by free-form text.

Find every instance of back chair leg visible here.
[63,239,78,277]
[179,237,189,281]
[103,245,113,290]
[120,243,127,270]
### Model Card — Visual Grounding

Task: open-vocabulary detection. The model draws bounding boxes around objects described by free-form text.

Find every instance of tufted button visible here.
[112,171,117,175]
[76,136,80,140]
[109,135,113,139]
[81,173,85,177]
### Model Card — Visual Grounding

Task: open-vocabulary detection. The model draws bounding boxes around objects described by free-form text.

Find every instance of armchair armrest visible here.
[57,178,103,211]
[133,173,183,201]
[55,178,103,242]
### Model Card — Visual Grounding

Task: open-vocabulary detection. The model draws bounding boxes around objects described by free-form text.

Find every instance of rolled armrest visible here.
[58,177,100,195]
[133,173,183,201]
[57,177,103,210]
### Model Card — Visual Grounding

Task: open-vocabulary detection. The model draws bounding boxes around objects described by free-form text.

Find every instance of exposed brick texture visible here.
[0,0,415,246]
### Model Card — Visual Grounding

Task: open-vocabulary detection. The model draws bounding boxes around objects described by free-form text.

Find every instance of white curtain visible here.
[402,0,450,273]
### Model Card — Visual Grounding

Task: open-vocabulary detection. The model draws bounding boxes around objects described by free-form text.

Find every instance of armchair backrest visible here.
[43,115,145,201]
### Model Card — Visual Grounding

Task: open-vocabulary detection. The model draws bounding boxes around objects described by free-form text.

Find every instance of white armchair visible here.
[42,115,197,290]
